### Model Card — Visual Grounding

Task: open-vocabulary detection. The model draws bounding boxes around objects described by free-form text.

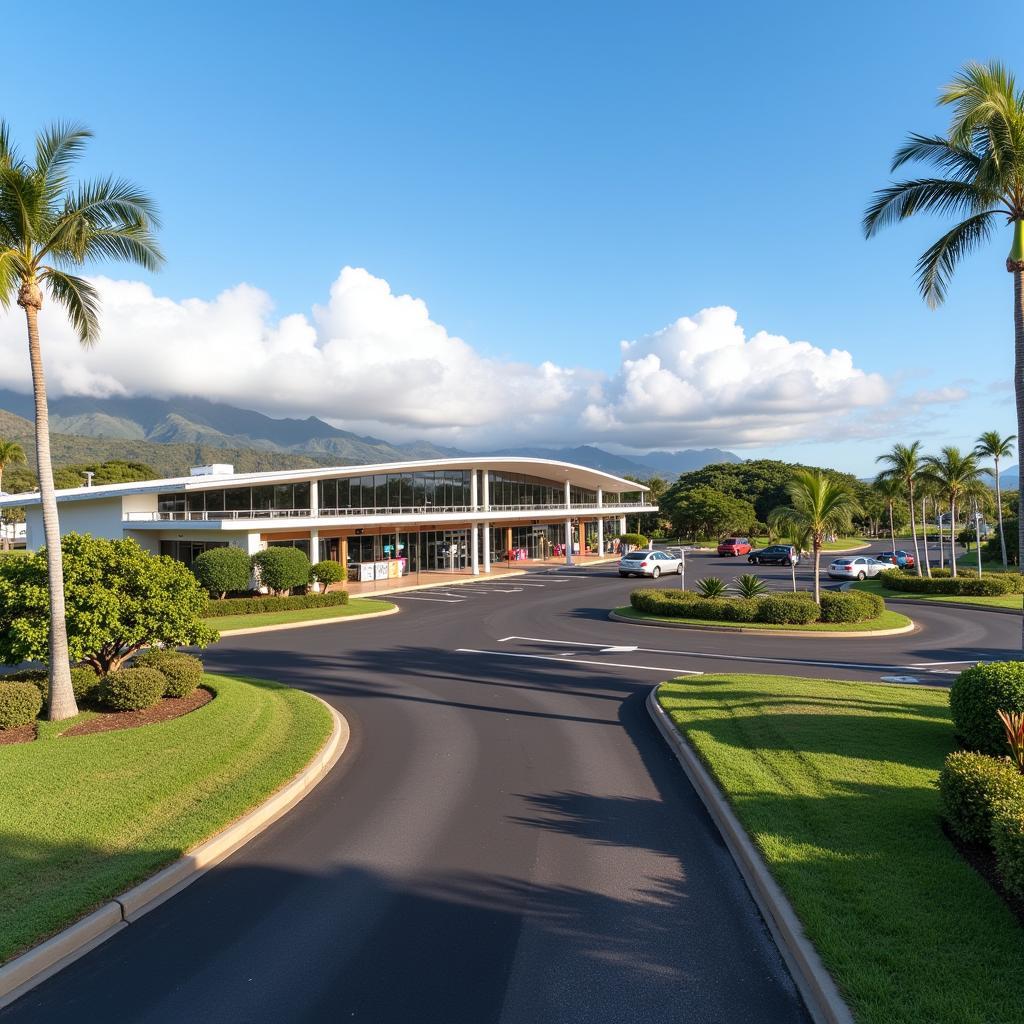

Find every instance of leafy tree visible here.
[625,474,670,536]
[0,438,25,551]
[0,122,162,718]
[876,441,924,574]
[252,546,311,595]
[192,546,252,599]
[976,430,1016,567]
[0,534,216,674]
[921,447,985,578]
[769,469,862,604]
[667,485,757,540]
[52,460,157,489]
[864,62,1024,632]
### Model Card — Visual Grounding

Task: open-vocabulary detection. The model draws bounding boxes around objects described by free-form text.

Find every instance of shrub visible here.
[5,666,102,710]
[70,666,102,706]
[992,801,1024,901]
[818,590,884,623]
[251,546,311,595]
[191,546,252,598]
[201,591,349,618]
[695,576,728,598]
[984,517,1018,565]
[733,573,768,599]
[98,667,167,711]
[756,594,820,625]
[880,568,1024,596]
[938,751,1024,844]
[134,649,204,698]
[0,681,42,729]
[950,662,1024,755]
[310,560,346,585]
[618,533,648,551]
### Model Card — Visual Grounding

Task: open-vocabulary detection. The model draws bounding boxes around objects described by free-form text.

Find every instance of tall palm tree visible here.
[876,441,924,574]
[916,475,935,578]
[0,123,162,719]
[769,469,862,604]
[873,473,904,559]
[920,447,985,577]
[863,61,1024,632]
[0,437,25,551]
[975,430,1016,566]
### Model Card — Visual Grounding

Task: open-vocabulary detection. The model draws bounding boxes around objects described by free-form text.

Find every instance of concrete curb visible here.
[0,696,349,1010]
[609,609,916,639]
[215,602,398,637]
[646,688,854,1024]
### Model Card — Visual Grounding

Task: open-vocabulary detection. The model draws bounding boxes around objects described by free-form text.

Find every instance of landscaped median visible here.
[613,587,913,635]
[0,673,334,970]
[653,673,1024,1024]
[202,591,397,633]
[853,570,1024,612]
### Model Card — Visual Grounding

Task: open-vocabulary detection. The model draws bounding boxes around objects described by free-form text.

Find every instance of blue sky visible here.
[2,0,1022,474]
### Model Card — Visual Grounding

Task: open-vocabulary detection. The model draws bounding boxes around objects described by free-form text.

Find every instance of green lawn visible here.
[614,605,912,632]
[0,674,332,963]
[657,674,1024,1024]
[204,597,395,631]
[853,577,1022,611]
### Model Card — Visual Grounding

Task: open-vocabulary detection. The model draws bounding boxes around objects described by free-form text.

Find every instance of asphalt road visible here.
[4,549,1017,1023]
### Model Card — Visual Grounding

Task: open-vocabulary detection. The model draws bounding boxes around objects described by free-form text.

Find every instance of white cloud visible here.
[908,386,969,405]
[0,268,892,450]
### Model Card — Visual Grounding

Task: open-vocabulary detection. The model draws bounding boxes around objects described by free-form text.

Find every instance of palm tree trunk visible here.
[921,493,931,578]
[1013,264,1024,645]
[996,454,1008,568]
[908,480,921,575]
[813,538,821,604]
[888,500,896,556]
[20,292,78,720]
[938,500,945,569]
[950,495,958,578]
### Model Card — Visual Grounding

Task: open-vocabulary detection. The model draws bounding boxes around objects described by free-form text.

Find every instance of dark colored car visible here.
[748,544,799,566]
[717,537,752,557]
[878,550,915,568]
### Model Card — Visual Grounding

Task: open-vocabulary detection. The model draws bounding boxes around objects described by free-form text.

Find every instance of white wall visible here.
[24,499,125,550]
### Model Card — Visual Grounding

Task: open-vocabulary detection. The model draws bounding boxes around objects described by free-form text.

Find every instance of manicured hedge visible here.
[98,667,167,711]
[0,681,42,729]
[950,662,1024,755]
[6,666,103,711]
[134,650,204,698]
[992,800,1024,901]
[939,750,1024,844]
[628,588,881,626]
[618,533,648,550]
[880,568,1024,596]
[202,591,349,618]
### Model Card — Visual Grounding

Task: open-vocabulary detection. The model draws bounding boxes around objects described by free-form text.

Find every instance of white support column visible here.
[309,478,319,517]
[471,470,479,510]
[310,528,320,565]
[565,517,574,566]
[471,469,480,575]
[482,468,490,511]
[597,487,604,556]
[619,515,627,538]
[483,522,491,573]
[564,478,572,508]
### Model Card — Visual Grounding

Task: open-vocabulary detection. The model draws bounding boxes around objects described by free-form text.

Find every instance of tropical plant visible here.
[769,469,861,603]
[864,61,1024,634]
[976,430,1016,567]
[0,122,162,718]
[695,576,728,598]
[920,447,985,577]
[732,573,768,598]
[0,438,25,495]
[999,708,1024,773]
[876,441,924,574]
[872,474,904,559]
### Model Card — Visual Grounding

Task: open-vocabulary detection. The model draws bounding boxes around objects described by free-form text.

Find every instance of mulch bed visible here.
[0,722,37,746]
[62,686,214,737]
[943,821,1024,926]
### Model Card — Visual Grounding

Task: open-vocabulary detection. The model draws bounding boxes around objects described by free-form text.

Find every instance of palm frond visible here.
[915,211,999,308]
[35,122,92,188]
[890,134,982,178]
[40,268,100,346]
[939,61,1022,149]
[0,165,48,249]
[76,226,163,272]
[863,178,996,237]
[68,176,162,230]
[0,249,28,309]
[0,120,15,169]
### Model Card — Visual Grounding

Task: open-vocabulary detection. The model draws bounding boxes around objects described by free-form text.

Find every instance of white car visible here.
[618,549,684,578]
[826,556,889,581]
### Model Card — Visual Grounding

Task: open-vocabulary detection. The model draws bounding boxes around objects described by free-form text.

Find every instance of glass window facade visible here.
[319,471,472,512]
[488,472,570,508]
[162,483,311,519]
[159,539,228,567]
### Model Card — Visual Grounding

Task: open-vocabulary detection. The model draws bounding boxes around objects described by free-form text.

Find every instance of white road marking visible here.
[455,648,703,675]
[392,595,465,603]
[601,645,639,653]
[907,659,980,667]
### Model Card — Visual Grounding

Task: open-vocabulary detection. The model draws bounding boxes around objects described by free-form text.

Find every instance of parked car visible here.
[827,556,889,581]
[618,549,684,578]
[748,544,799,566]
[717,537,752,557]
[877,550,915,568]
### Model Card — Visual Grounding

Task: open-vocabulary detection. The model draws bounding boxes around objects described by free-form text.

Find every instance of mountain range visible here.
[0,389,741,480]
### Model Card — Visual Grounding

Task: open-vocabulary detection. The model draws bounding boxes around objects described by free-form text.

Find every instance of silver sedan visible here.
[826,556,889,581]
[618,549,684,578]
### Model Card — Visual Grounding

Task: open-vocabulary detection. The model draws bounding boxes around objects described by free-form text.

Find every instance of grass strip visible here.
[657,673,1024,1024]
[0,674,331,963]
[204,596,394,631]
[614,605,912,632]
[853,578,1022,611]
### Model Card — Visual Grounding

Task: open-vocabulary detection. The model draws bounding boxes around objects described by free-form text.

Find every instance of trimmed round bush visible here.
[618,533,648,550]
[134,649,204,698]
[0,681,42,729]
[251,546,311,594]
[818,590,884,623]
[992,801,1024,901]
[950,662,1024,755]
[938,750,1024,844]
[756,594,820,625]
[70,666,102,706]
[310,560,346,586]
[98,667,167,711]
[192,546,252,598]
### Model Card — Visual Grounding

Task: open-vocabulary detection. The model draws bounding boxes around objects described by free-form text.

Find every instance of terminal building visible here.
[0,458,656,584]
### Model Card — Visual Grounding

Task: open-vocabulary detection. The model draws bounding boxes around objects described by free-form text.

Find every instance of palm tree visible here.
[0,123,162,719]
[975,430,1016,567]
[769,469,862,604]
[916,475,935,578]
[864,62,1024,631]
[920,447,985,577]
[876,441,924,574]
[873,474,904,558]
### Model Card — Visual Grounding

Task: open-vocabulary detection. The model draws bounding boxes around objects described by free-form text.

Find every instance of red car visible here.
[717,537,752,557]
